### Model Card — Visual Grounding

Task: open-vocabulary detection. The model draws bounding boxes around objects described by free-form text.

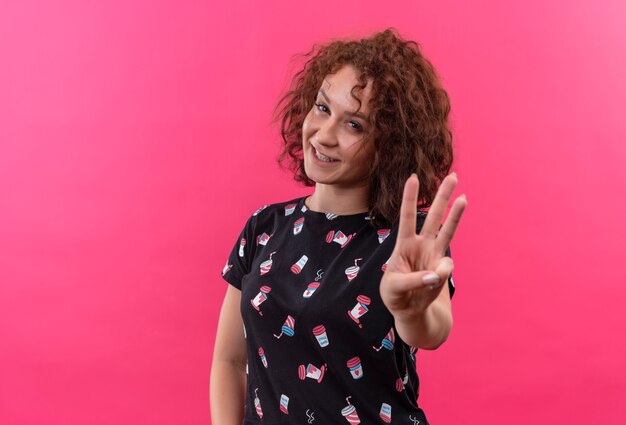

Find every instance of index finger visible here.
[397,173,418,241]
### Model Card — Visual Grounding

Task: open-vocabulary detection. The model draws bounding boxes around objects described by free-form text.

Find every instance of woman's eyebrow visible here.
[318,88,369,121]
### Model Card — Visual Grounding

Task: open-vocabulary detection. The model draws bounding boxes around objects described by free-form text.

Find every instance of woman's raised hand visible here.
[380,172,467,321]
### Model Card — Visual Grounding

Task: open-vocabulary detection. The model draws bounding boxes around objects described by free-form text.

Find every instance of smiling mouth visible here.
[311,145,338,163]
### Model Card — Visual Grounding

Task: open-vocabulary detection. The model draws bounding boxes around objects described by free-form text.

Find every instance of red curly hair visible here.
[274,28,454,228]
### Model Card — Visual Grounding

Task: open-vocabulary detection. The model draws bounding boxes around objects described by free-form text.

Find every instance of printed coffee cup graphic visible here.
[312,325,329,347]
[346,356,364,379]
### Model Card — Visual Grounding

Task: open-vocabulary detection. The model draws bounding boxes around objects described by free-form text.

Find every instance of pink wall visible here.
[1,1,625,424]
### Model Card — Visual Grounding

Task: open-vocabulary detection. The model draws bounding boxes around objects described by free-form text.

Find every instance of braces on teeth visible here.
[315,150,335,162]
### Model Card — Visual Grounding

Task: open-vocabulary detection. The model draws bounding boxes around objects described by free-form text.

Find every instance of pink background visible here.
[1,1,625,424]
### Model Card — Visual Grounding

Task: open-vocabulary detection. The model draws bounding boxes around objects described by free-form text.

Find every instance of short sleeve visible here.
[220,214,258,290]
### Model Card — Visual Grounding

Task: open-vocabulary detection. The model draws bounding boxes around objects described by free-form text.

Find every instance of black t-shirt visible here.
[220,196,454,425]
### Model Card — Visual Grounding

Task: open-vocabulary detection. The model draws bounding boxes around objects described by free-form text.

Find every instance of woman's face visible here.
[302,65,376,189]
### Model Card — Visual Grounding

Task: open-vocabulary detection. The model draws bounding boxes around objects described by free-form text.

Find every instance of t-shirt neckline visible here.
[297,196,372,221]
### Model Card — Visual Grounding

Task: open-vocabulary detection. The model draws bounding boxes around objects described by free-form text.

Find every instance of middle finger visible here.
[420,173,458,239]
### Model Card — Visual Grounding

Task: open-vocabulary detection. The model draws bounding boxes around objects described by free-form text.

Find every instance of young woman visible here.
[211,28,467,425]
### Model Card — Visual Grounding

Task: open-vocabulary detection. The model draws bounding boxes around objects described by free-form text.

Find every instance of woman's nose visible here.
[314,117,339,147]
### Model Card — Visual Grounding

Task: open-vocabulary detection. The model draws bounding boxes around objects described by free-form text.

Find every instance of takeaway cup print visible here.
[348,295,371,328]
[312,325,329,347]
[250,286,272,316]
[298,363,327,383]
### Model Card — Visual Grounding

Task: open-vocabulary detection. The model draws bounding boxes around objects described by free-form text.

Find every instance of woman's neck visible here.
[305,184,369,215]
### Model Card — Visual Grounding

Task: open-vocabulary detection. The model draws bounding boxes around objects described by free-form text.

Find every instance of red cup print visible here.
[377,228,391,244]
[303,282,320,298]
[251,286,272,316]
[346,356,364,379]
[312,325,329,347]
[284,203,296,216]
[293,217,304,235]
[253,205,268,216]
[379,403,392,423]
[298,363,326,383]
[222,262,233,276]
[381,256,391,272]
[254,388,263,418]
[348,295,371,328]
[290,255,308,274]
[257,232,271,246]
[258,347,268,368]
[279,394,289,414]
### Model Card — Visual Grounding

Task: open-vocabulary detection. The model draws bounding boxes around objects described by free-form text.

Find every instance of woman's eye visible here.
[348,121,363,132]
[314,102,363,132]
[315,103,329,113]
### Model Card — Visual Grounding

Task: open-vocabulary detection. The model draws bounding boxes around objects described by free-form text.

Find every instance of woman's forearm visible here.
[210,359,247,425]
[394,299,453,350]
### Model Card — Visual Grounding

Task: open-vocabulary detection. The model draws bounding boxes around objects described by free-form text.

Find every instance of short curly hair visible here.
[274,28,454,228]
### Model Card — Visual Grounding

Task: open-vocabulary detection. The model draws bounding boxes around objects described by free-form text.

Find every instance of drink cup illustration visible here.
[395,377,403,392]
[346,356,364,379]
[258,347,268,368]
[325,212,338,220]
[274,315,295,338]
[335,231,355,248]
[327,230,355,248]
[294,217,305,235]
[254,388,263,418]
[345,258,363,282]
[379,403,392,423]
[291,254,308,274]
[373,328,395,351]
[279,394,289,414]
[303,282,320,298]
[221,261,232,276]
[377,228,391,244]
[251,286,271,316]
[259,252,276,275]
[238,238,246,257]
[341,396,360,424]
[257,232,272,246]
[347,295,371,328]
[312,325,329,347]
[284,203,297,216]
[297,363,326,383]
[381,256,391,272]
[410,345,417,362]
[253,205,268,216]
[301,203,308,212]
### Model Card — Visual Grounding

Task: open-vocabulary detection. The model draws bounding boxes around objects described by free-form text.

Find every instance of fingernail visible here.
[423,273,439,285]
[411,172,417,179]
[451,172,457,178]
